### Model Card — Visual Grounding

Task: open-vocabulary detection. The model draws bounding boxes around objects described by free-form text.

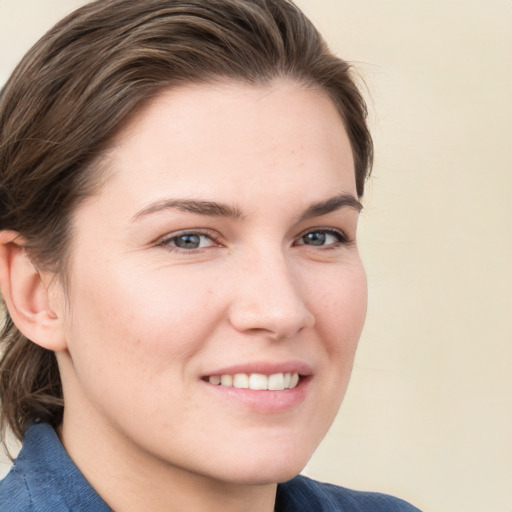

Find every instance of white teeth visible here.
[209,375,221,385]
[220,374,233,387]
[208,372,300,391]
[268,373,285,390]
[249,373,268,390]
[233,373,249,389]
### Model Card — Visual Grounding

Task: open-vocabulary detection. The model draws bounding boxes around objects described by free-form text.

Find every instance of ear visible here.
[0,230,67,351]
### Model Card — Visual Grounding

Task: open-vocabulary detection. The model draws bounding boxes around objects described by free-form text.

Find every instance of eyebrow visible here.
[297,193,363,222]
[131,198,244,222]
[131,193,362,223]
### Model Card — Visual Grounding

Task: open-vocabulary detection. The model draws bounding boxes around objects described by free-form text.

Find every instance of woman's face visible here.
[55,80,367,485]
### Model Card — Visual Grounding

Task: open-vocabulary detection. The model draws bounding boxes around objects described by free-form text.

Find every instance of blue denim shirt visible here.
[1,423,421,511]
[0,424,111,511]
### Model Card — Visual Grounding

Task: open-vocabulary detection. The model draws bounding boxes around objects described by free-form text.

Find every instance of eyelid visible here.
[294,227,351,246]
[156,228,222,250]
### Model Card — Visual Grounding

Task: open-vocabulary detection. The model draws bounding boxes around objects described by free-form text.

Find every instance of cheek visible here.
[297,263,367,448]
[59,273,219,429]
[314,262,367,352]
[62,263,222,386]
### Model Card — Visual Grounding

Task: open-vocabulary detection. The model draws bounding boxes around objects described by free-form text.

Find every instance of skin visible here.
[23,80,367,511]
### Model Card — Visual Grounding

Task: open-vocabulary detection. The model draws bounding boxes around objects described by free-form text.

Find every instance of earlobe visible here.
[0,230,67,351]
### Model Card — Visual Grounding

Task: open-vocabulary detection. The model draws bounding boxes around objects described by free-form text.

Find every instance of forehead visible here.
[91,80,356,211]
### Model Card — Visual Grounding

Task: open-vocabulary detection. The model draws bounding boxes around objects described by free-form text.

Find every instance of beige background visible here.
[1,1,511,511]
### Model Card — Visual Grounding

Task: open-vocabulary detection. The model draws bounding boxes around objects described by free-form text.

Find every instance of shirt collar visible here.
[16,422,112,511]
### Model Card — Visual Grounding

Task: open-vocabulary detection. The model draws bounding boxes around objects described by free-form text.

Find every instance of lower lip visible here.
[202,377,311,414]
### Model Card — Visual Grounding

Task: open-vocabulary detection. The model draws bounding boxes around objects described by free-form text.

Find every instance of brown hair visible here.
[0,0,373,445]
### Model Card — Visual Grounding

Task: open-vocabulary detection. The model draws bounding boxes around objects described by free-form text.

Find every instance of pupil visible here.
[176,234,200,249]
[305,232,325,246]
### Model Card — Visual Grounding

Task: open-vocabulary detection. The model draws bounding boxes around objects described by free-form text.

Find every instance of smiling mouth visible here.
[205,372,300,391]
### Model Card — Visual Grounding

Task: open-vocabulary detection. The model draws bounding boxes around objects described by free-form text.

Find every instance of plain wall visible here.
[1,2,511,511]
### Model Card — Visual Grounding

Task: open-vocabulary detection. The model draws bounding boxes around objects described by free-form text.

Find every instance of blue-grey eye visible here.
[175,234,201,249]
[159,231,217,251]
[303,232,327,246]
[298,230,346,246]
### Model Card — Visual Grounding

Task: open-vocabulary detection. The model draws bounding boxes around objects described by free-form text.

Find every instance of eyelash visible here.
[157,230,219,253]
[295,228,350,249]
[157,227,350,254]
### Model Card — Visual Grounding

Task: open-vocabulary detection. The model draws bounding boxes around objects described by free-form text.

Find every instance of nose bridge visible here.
[228,245,314,338]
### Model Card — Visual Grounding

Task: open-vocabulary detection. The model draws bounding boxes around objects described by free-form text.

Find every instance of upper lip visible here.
[202,360,313,377]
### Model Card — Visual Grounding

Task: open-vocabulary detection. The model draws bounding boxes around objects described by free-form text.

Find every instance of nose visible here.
[228,251,315,340]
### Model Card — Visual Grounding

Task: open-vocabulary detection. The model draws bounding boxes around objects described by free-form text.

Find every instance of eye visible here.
[159,231,217,251]
[296,229,347,247]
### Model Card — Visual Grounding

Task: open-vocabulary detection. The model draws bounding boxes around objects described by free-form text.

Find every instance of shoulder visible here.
[276,475,422,512]
[0,423,111,512]
[0,463,34,512]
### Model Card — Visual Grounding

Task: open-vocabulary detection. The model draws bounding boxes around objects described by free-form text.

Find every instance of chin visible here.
[218,464,306,487]
[187,414,335,486]
[205,443,315,486]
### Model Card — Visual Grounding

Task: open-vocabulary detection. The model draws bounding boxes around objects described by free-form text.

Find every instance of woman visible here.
[0,1,420,510]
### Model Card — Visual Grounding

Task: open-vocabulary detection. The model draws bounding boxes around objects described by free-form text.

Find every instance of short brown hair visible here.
[0,0,373,445]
